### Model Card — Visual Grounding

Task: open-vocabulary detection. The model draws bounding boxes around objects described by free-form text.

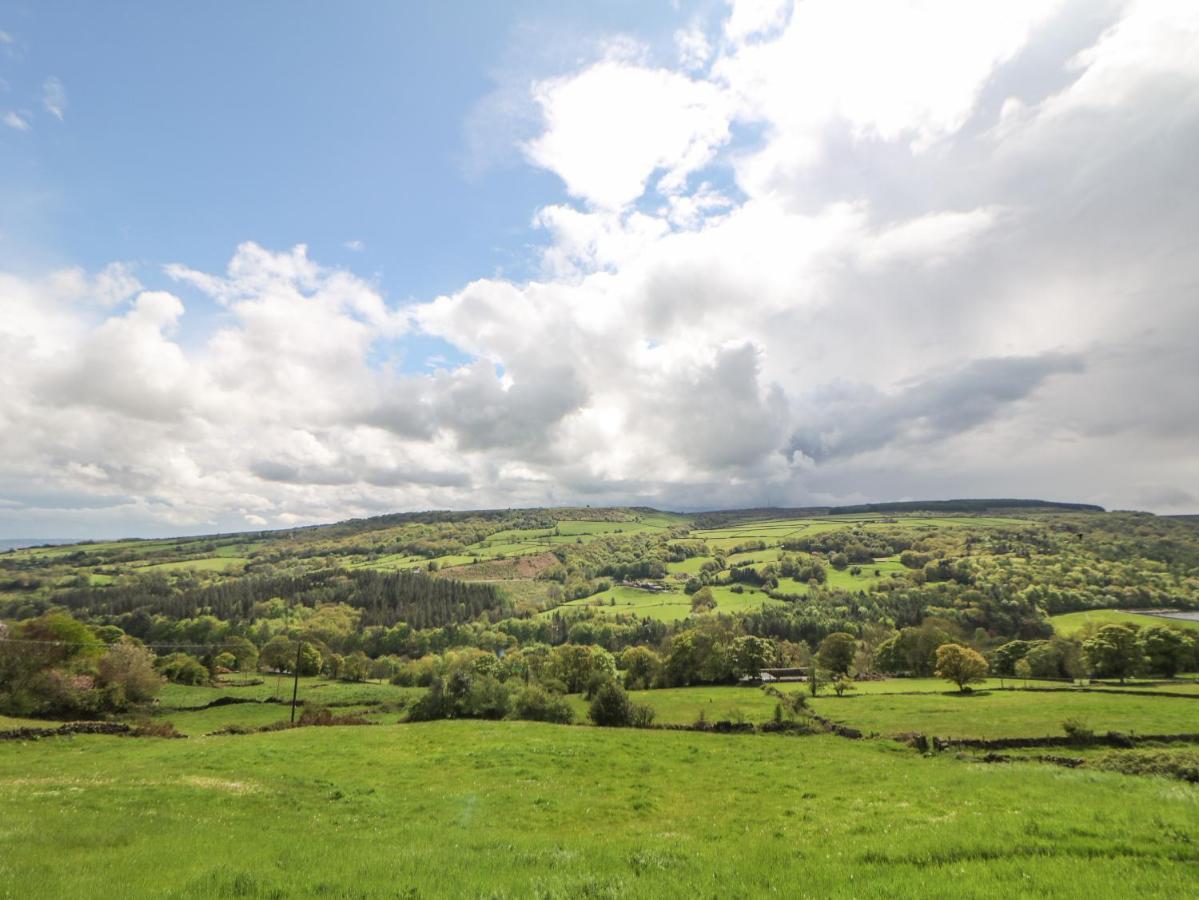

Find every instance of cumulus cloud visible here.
[525,57,732,208]
[2,0,1199,536]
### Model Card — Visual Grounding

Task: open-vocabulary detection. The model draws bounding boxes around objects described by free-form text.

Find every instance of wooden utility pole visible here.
[290,641,302,723]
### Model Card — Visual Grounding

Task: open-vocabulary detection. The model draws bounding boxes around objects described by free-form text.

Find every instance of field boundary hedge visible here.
[0,721,183,740]
[929,732,1199,751]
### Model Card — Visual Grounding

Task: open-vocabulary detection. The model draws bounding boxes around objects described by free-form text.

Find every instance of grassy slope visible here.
[1,722,1196,898]
[1053,609,1199,635]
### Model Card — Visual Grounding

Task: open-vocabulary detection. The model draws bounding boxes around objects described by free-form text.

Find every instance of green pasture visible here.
[144,679,421,735]
[726,546,784,566]
[568,685,783,725]
[349,552,424,570]
[154,677,411,710]
[707,584,786,614]
[212,542,263,557]
[552,583,781,622]
[0,713,50,730]
[572,681,1084,726]
[135,556,250,573]
[809,688,1199,739]
[149,703,296,736]
[1,722,1196,898]
[468,518,680,558]
[776,556,908,595]
[554,586,696,622]
[665,555,710,575]
[1053,609,1199,636]
[1084,679,1199,695]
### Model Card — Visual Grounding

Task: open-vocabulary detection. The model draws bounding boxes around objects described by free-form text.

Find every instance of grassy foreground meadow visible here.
[2,722,1197,899]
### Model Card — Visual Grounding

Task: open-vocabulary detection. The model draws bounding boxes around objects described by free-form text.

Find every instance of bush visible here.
[97,642,163,706]
[690,587,716,613]
[1092,749,1199,783]
[407,672,512,722]
[511,685,574,724]
[299,705,371,727]
[588,681,634,727]
[630,702,656,728]
[1062,718,1094,745]
[157,652,209,686]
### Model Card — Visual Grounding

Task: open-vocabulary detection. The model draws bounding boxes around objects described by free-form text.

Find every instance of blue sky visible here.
[2,1,1198,537]
[1,2,700,292]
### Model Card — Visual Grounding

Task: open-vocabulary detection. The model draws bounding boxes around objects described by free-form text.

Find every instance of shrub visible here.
[407,672,512,722]
[630,702,656,728]
[157,653,210,686]
[1092,749,1199,783]
[589,681,634,727]
[299,705,371,727]
[831,676,856,697]
[1062,718,1094,745]
[97,642,163,706]
[690,587,716,613]
[512,685,574,724]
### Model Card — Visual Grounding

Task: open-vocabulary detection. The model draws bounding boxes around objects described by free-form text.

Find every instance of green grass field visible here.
[567,685,782,725]
[0,722,1195,898]
[1052,609,1199,635]
[550,583,783,622]
[809,689,1199,739]
[136,556,251,573]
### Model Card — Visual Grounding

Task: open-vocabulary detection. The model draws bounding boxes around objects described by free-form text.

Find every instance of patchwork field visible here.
[1,722,1196,898]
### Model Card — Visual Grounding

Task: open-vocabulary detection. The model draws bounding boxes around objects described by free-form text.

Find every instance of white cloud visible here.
[3,110,29,131]
[675,25,712,72]
[42,76,65,121]
[4,0,1199,535]
[723,0,791,43]
[343,239,365,252]
[525,58,731,208]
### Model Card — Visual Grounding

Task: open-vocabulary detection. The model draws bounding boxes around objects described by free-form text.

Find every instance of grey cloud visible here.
[658,343,788,470]
[250,461,355,486]
[251,460,470,490]
[789,352,1085,462]
[363,467,471,489]
[432,361,588,453]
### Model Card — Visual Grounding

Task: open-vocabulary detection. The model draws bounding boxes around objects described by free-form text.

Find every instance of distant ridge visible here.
[0,538,79,553]
[825,498,1104,514]
[689,499,1104,528]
